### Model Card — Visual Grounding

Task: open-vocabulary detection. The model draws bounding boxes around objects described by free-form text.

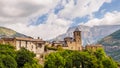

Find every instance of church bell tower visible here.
[74,28,81,43]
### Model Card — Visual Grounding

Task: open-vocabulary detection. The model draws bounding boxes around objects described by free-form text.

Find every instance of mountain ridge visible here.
[98,29,120,62]
[0,27,29,38]
[53,25,120,45]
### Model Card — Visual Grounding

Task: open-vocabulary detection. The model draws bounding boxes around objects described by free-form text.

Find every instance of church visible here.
[62,28,82,50]
[52,27,102,51]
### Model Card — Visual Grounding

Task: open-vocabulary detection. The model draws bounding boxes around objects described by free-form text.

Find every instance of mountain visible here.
[99,29,120,46]
[98,29,120,62]
[0,27,29,38]
[53,25,120,45]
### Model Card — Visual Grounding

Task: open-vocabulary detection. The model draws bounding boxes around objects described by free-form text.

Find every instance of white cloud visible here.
[0,0,118,40]
[0,0,72,40]
[58,0,111,19]
[84,11,120,27]
[0,0,59,23]
[4,13,72,40]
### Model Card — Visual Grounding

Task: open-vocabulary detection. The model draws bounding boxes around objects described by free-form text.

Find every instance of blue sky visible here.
[29,0,120,27]
[0,0,120,39]
[94,0,120,18]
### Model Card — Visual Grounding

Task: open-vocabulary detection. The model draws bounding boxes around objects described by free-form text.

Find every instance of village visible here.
[0,28,102,59]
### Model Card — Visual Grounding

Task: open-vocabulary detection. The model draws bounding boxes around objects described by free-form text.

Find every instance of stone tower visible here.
[73,28,82,50]
[74,28,81,43]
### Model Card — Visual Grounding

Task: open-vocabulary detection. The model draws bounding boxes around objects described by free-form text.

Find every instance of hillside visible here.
[99,29,120,62]
[99,29,120,46]
[53,25,120,45]
[0,27,29,38]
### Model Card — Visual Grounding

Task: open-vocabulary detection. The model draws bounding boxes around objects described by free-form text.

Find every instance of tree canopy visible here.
[44,49,118,68]
[0,44,43,68]
[0,44,118,68]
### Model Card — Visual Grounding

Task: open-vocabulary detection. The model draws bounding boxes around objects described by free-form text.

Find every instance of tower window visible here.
[77,32,80,35]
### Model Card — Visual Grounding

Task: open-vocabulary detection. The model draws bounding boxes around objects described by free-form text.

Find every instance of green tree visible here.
[94,48,106,60]
[0,55,17,68]
[44,52,65,68]
[0,58,5,68]
[0,44,17,68]
[0,44,16,58]
[102,58,117,68]
[44,49,118,68]
[0,44,42,68]
[23,63,43,68]
[69,51,81,68]
[16,47,36,68]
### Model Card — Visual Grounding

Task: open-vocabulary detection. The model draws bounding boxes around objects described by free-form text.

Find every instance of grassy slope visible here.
[0,27,28,38]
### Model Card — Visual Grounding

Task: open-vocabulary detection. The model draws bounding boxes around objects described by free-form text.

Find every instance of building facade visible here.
[85,44,103,51]
[63,28,82,50]
[52,28,103,51]
[0,37,45,58]
[52,28,82,51]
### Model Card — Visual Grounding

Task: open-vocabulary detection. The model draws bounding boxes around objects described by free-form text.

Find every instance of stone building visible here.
[52,28,82,51]
[63,28,82,50]
[52,41,64,47]
[0,37,45,58]
[85,44,103,51]
[52,28,103,51]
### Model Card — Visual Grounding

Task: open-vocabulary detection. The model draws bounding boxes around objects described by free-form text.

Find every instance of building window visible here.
[36,46,37,49]
[77,33,79,35]
[7,42,10,44]
[38,44,42,48]
[25,41,27,48]
[79,47,81,50]
[19,41,21,48]
[71,47,73,49]
[32,45,33,50]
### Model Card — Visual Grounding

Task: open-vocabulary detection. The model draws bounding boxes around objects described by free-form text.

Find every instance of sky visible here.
[0,0,120,40]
